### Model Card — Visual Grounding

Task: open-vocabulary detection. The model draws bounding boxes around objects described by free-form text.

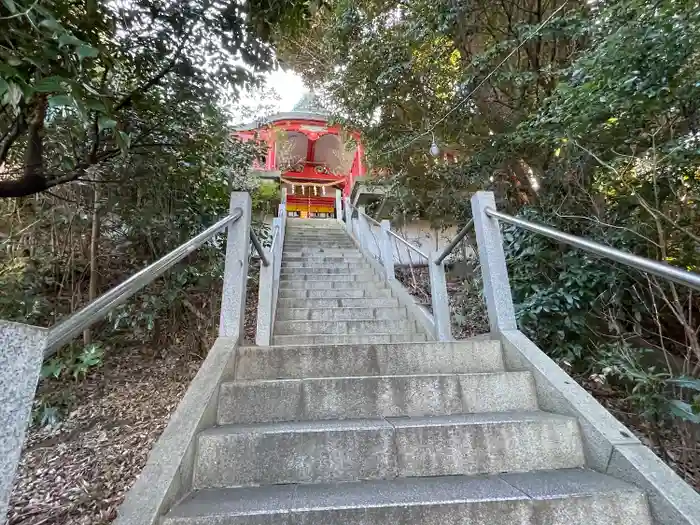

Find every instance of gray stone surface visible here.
[0,321,47,521]
[272,333,428,345]
[254,247,274,346]
[278,288,393,299]
[301,375,464,420]
[504,469,652,525]
[163,470,651,525]
[500,330,639,472]
[606,444,700,525]
[193,419,396,488]
[218,379,302,424]
[379,220,396,280]
[276,306,408,321]
[277,297,400,309]
[235,341,505,381]
[279,279,379,289]
[348,230,438,340]
[428,251,452,341]
[219,192,251,338]
[471,191,517,332]
[274,319,418,335]
[115,337,238,525]
[281,265,371,273]
[459,371,538,413]
[378,340,505,375]
[392,412,585,477]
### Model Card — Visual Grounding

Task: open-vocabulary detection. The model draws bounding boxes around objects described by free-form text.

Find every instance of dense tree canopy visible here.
[0,0,314,197]
[275,0,700,434]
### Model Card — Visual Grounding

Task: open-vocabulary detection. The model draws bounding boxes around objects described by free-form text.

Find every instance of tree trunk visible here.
[83,185,101,345]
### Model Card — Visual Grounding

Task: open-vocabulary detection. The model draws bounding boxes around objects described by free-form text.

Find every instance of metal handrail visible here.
[249,230,270,267]
[387,229,429,259]
[358,209,381,226]
[486,207,700,292]
[435,219,474,265]
[45,209,243,357]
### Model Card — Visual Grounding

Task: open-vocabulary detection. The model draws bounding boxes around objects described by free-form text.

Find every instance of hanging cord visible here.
[379,1,569,157]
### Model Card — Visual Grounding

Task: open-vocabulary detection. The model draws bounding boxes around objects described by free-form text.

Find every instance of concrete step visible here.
[282,255,366,263]
[285,240,355,247]
[192,412,584,488]
[277,296,400,309]
[217,371,538,424]
[281,263,374,275]
[274,319,418,335]
[278,288,393,299]
[164,469,652,525]
[277,306,408,321]
[279,279,382,290]
[235,341,505,380]
[282,258,372,273]
[280,272,378,282]
[271,333,428,345]
[285,237,351,244]
[283,249,361,256]
[285,235,352,242]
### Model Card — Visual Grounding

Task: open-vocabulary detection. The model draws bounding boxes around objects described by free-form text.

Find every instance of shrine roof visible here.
[233,111,331,132]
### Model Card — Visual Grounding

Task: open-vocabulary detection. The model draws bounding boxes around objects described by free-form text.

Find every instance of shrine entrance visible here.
[284,180,342,218]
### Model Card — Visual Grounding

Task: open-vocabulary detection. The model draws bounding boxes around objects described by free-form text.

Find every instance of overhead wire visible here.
[379,1,569,157]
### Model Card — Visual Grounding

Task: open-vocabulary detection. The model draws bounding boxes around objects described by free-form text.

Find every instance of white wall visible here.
[360,220,475,265]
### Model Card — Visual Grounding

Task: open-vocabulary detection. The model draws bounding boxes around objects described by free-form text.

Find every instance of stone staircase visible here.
[162,219,652,525]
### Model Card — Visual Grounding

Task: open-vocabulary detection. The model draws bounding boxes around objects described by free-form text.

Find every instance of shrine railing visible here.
[342,199,452,341]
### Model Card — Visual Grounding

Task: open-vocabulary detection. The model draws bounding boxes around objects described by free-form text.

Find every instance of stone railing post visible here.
[471,191,517,333]
[357,205,369,252]
[0,322,48,520]
[335,189,342,222]
[343,197,352,235]
[429,252,452,341]
[256,216,282,346]
[255,247,274,346]
[380,220,395,279]
[219,192,252,338]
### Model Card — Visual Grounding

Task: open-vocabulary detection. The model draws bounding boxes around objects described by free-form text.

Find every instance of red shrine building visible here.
[233,107,365,218]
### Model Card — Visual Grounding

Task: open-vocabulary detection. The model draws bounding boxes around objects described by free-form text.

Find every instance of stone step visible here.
[279,279,382,290]
[274,319,418,335]
[271,333,428,345]
[217,371,537,425]
[277,306,408,321]
[283,249,361,256]
[277,296,400,309]
[282,255,366,263]
[282,263,374,275]
[280,272,378,282]
[285,234,351,241]
[281,263,372,271]
[285,240,355,246]
[235,341,505,380]
[164,469,652,525]
[192,412,584,489]
[278,288,393,299]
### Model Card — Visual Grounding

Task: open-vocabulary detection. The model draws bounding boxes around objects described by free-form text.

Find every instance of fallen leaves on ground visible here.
[9,268,261,525]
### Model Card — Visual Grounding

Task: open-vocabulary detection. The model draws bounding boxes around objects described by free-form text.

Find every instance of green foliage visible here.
[41,343,105,381]
[277,0,700,445]
[0,0,314,197]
